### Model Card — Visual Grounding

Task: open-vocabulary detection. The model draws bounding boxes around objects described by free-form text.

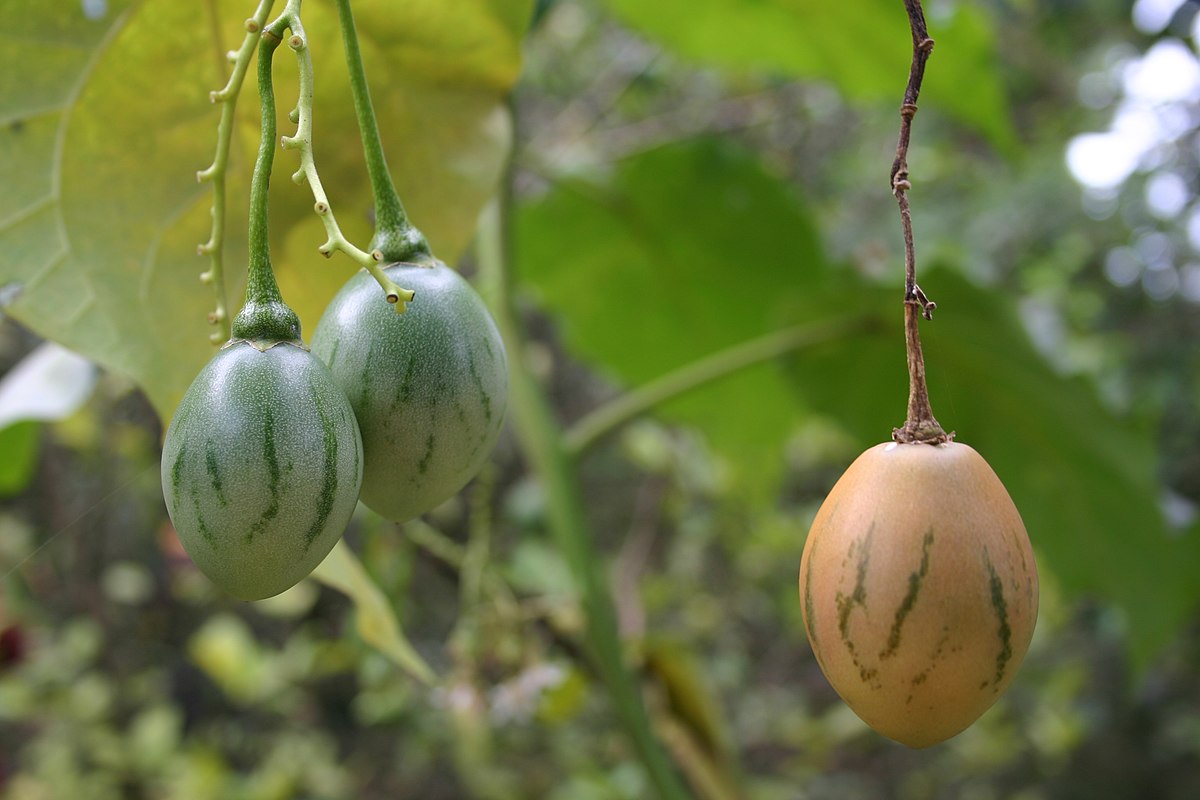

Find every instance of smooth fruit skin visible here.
[798,442,1038,748]
[161,341,363,601]
[310,262,508,522]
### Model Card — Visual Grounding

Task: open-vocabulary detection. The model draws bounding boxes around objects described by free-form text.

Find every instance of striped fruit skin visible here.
[799,442,1038,748]
[161,341,363,601]
[310,262,507,522]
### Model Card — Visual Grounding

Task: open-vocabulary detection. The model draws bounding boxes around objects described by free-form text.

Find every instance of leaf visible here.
[518,138,1198,662]
[517,137,836,486]
[0,422,40,498]
[310,538,436,685]
[0,0,532,421]
[601,0,1016,152]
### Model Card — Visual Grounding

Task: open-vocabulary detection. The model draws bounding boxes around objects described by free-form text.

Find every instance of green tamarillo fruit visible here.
[161,334,363,601]
[798,441,1038,748]
[311,262,508,522]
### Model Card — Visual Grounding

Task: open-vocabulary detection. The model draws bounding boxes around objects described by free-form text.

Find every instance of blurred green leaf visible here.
[601,0,1015,152]
[518,137,839,487]
[519,137,1198,663]
[0,0,531,421]
[0,422,39,497]
[188,613,275,703]
[310,538,436,685]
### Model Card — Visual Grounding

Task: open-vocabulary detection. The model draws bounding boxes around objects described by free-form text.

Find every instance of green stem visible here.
[565,317,870,456]
[475,178,690,800]
[197,0,277,344]
[230,27,300,344]
[333,0,433,264]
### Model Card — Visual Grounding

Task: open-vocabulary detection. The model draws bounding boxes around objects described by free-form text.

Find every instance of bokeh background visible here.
[2,0,1200,797]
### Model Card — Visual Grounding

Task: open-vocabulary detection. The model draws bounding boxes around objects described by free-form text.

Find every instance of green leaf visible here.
[519,138,1197,662]
[310,538,436,685]
[601,0,1015,152]
[0,0,532,421]
[0,422,40,497]
[518,138,835,486]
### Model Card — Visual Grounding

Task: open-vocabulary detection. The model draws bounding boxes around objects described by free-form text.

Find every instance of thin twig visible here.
[565,317,869,456]
[890,0,950,445]
[265,1,415,309]
[196,0,277,343]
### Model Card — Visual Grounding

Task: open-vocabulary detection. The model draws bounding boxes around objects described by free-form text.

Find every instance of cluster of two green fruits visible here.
[160,262,508,601]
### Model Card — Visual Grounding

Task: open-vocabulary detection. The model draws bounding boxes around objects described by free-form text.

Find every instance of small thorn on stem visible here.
[288,107,300,124]
[200,270,213,284]
[226,50,239,63]
[292,168,305,185]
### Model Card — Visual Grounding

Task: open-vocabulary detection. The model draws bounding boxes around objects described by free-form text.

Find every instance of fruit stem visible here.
[230,27,302,346]
[890,0,950,445]
[333,0,435,266]
[475,107,690,800]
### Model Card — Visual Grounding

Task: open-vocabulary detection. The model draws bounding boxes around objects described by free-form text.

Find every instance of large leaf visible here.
[0,0,531,421]
[517,137,834,485]
[601,0,1015,152]
[517,138,1199,661]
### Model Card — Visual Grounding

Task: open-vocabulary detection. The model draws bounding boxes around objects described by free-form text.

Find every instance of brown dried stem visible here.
[891,0,951,445]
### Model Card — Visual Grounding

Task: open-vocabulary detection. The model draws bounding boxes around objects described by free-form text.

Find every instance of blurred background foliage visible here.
[3,0,1200,798]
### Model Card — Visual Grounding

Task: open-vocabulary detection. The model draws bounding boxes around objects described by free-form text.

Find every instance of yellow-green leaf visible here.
[0,0,531,421]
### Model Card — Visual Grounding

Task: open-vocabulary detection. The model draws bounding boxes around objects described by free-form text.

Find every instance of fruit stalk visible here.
[229,26,302,345]
[475,146,690,798]
[890,0,949,445]
[333,0,434,265]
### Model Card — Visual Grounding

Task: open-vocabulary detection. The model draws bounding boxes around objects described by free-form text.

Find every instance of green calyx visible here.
[226,26,302,348]
[369,224,435,266]
[231,298,302,346]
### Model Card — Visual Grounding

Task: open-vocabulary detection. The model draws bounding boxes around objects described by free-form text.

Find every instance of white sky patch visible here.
[1132,0,1188,34]
[1122,39,1200,103]
[1066,131,1145,189]
[81,0,107,20]
[1146,172,1190,218]
[1067,39,1200,190]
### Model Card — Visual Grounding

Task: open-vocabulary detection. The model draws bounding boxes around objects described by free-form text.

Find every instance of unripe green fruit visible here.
[311,262,508,522]
[161,341,363,600]
[799,441,1038,748]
